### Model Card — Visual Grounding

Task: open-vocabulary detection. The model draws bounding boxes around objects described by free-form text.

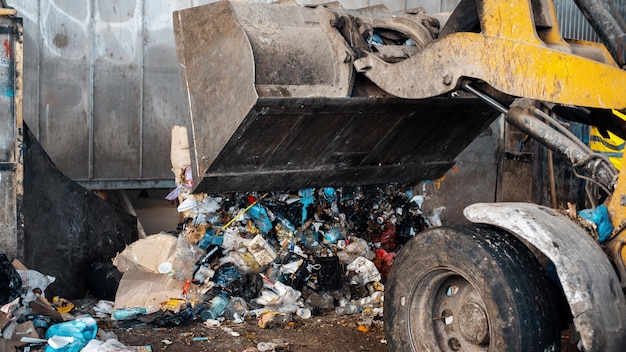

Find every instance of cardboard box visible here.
[113,234,178,273]
[114,271,183,314]
[0,321,41,352]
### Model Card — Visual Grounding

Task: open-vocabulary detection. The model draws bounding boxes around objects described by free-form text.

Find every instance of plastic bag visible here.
[346,257,381,285]
[171,234,204,280]
[17,269,55,304]
[44,316,98,352]
[579,204,613,242]
[0,253,21,305]
[86,262,121,301]
[81,339,135,352]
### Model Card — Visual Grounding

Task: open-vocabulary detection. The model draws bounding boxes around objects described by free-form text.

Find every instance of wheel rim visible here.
[408,269,491,351]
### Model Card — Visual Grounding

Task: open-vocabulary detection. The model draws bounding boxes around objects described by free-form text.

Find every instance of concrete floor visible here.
[126,189,180,235]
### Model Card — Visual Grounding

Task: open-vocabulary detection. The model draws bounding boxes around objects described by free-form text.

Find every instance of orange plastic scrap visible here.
[357,325,370,333]
[182,280,191,296]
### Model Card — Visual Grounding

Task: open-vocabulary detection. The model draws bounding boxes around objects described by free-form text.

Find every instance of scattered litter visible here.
[0,182,443,351]
[93,300,115,318]
[257,339,288,352]
[221,326,240,337]
[82,338,137,352]
[357,325,370,333]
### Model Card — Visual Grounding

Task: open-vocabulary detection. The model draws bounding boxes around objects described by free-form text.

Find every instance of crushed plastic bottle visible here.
[305,292,335,311]
[358,306,375,327]
[223,296,248,323]
[200,293,229,321]
[112,307,147,320]
[335,304,360,316]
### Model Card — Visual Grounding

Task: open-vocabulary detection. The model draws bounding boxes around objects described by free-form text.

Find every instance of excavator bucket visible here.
[173,1,499,193]
[174,0,626,194]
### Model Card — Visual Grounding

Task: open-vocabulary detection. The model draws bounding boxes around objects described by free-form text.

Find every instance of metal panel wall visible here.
[8,0,205,189]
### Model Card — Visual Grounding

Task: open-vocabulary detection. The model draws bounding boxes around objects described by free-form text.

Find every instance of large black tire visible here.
[384,224,561,351]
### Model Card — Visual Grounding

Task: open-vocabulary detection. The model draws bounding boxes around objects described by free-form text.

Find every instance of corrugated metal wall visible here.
[6,0,622,189]
[555,0,626,42]
[10,0,222,189]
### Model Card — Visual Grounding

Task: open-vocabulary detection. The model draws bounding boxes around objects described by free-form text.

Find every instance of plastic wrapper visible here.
[17,269,55,304]
[171,234,204,280]
[346,257,381,285]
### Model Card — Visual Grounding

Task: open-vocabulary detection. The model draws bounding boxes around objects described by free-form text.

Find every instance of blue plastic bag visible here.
[298,188,315,225]
[248,203,272,233]
[578,204,613,242]
[44,316,98,352]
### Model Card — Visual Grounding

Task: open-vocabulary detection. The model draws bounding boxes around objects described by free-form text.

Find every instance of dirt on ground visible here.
[105,311,388,352]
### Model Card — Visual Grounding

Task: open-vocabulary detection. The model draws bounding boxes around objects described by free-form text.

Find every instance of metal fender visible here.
[464,202,626,352]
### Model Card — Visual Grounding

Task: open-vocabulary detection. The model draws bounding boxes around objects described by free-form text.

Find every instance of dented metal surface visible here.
[464,202,626,352]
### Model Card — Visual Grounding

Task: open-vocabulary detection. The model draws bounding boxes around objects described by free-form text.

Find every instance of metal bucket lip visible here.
[190,94,499,193]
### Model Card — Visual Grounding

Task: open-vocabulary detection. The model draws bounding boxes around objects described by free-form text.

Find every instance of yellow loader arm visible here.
[354,0,626,110]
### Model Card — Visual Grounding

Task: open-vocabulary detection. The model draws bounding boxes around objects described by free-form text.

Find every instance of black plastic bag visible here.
[0,253,22,305]
[314,256,343,291]
[86,262,121,301]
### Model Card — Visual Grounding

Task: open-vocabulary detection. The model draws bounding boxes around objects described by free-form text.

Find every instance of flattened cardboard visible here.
[114,271,183,314]
[0,321,40,352]
[28,298,63,322]
[113,234,178,273]
[10,260,27,271]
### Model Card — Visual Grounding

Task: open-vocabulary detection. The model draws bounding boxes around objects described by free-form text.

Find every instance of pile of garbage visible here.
[0,183,445,351]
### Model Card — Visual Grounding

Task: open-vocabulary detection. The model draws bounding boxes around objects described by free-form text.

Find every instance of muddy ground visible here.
[104,312,579,352]
[109,315,579,352]
[105,312,387,352]
[30,298,579,352]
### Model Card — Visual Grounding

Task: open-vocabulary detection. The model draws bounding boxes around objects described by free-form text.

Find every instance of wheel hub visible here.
[458,301,489,345]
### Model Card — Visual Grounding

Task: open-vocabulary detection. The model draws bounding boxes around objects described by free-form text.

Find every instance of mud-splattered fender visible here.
[464,202,626,352]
